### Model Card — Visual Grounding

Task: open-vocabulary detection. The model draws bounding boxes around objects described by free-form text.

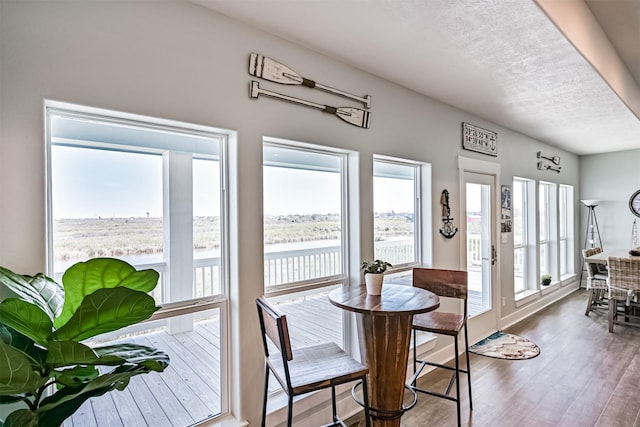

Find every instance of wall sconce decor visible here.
[439,189,458,239]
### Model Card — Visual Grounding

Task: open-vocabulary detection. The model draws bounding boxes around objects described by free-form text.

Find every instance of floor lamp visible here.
[580,200,603,287]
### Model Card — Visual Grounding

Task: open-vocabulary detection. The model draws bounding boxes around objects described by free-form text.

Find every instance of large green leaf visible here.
[24,274,64,319]
[0,340,45,395]
[52,365,99,388]
[45,341,123,368]
[54,258,159,328]
[93,343,169,372]
[0,299,52,347]
[0,267,58,320]
[0,325,46,368]
[37,366,149,426]
[3,409,38,427]
[53,288,159,342]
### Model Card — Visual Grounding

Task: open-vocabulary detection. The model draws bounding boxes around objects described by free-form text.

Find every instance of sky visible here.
[52,146,415,219]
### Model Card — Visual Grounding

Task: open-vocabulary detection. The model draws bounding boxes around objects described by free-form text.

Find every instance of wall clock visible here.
[630,189,640,217]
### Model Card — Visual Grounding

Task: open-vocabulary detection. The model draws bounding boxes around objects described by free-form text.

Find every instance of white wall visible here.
[580,149,640,252]
[0,1,581,425]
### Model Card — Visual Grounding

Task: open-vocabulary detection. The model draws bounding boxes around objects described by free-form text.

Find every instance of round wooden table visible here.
[329,284,440,427]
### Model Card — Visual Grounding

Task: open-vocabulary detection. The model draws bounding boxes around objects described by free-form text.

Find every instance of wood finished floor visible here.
[348,289,640,427]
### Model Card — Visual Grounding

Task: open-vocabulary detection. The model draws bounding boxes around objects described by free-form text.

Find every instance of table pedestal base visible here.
[357,313,414,427]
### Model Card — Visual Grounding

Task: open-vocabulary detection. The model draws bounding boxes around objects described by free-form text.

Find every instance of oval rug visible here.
[469,331,540,360]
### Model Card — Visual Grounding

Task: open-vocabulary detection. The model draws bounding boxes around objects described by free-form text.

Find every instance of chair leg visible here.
[585,289,594,316]
[331,385,338,424]
[362,376,371,427]
[261,366,269,427]
[413,329,417,374]
[287,395,293,427]
[464,324,472,411]
[454,337,461,427]
[609,298,616,333]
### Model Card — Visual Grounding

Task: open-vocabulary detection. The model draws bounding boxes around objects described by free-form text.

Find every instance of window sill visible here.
[515,289,540,307]
[197,414,247,427]
[540,282,561,296]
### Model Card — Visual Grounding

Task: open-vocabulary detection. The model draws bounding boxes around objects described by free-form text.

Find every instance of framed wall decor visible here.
[501,184,512,233]
[462,122,497,157]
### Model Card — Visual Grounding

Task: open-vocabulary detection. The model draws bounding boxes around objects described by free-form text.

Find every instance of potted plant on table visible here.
[541,274,552,286]
[361,259,393,295]
[0,257,169,427]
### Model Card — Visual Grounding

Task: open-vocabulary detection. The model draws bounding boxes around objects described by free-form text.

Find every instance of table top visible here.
[585,250,640,265]
[328,284,440,316]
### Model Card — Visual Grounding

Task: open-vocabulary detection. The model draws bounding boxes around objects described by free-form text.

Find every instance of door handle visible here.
[491,244,497,265]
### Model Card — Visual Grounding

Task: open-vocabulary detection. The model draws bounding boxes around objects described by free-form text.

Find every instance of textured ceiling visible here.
[192,0,640,156]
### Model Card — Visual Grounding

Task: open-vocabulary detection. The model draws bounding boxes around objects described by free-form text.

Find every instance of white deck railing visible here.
[124,234,483,302]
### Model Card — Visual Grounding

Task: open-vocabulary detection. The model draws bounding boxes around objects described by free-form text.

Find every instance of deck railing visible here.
[127,234,483,301]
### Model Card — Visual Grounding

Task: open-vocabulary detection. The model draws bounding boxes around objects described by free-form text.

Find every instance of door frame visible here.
[457,156,501,342]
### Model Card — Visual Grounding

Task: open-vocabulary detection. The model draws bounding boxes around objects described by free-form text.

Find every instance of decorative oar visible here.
[249,53,372,109]
[537,151,561,165]
[250,81,371,129]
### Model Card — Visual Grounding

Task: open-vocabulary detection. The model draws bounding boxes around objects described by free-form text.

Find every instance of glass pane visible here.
[539,183,549,241]
[373,161,416,265]
[193,158,222,297]
[263,146,343,288]
[540,243,550,277]
[514,247,526,293]
[51,145,163,278]
[513,180,525,246]
[466,182,491,316]
[63,308,222,426]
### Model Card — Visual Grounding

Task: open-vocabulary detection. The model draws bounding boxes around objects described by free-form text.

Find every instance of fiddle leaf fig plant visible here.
[0,258,169,427]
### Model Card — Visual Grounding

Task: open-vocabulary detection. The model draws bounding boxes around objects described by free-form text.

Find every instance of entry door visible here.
[463,171,498,336]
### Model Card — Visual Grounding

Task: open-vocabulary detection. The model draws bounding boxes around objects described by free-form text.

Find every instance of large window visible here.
[559,184,575,278]
[513,177,535,295]
[47,102,229,426]
[373,158,421,268]
[538,181,552,278]
[262,141,349,353]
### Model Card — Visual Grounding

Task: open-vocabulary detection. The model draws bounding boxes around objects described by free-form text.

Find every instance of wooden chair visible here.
[407,268,471,427]
[256,296,371,427]
[607,257,640,333]
[582,247,608,315]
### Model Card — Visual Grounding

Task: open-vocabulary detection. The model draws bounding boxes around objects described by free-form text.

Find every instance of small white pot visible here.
[365,273,384,295]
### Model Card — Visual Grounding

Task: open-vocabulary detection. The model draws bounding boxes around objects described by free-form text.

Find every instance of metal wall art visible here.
[462,122,497,157]
[248,53,372,128]
[537,151,561,173]
[439,189,458,239]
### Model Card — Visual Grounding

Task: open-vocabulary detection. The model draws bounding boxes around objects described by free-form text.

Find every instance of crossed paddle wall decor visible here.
[248,53,371,129]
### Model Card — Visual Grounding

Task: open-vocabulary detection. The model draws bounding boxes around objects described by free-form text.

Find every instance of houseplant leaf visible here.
[3,409,38,427]
[0,324,47,367]
[52,365,99,387]
[45,341,124,368]
[53,287,159,341]
[54,258,159,328]
[0,267,60,320]
[0,299,53,347]
[24,273,64,319]
[37,366,150,426]
[0,340,45,395]
[94,343,170,371]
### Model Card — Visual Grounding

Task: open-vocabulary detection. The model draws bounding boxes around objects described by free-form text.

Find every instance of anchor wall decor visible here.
[439,189,458,239]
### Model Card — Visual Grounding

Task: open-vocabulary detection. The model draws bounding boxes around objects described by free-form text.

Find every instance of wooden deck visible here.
[62,288,480,426]
[64,316,222,427]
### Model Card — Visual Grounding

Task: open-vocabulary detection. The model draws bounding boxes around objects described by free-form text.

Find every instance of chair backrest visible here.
[256,296,293,361]
[607,257,640,292]
[413,268,468,300]
[582,247,603,277]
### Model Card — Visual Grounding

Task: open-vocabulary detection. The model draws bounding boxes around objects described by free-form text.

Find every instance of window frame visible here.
[262,140,351,297]
[513,176,537,297]
[559,184,575,279]
[44,99,232,420]
[372,156,422,272]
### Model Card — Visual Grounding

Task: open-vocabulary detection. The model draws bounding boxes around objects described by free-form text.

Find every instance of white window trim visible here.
[44,99,233,421]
